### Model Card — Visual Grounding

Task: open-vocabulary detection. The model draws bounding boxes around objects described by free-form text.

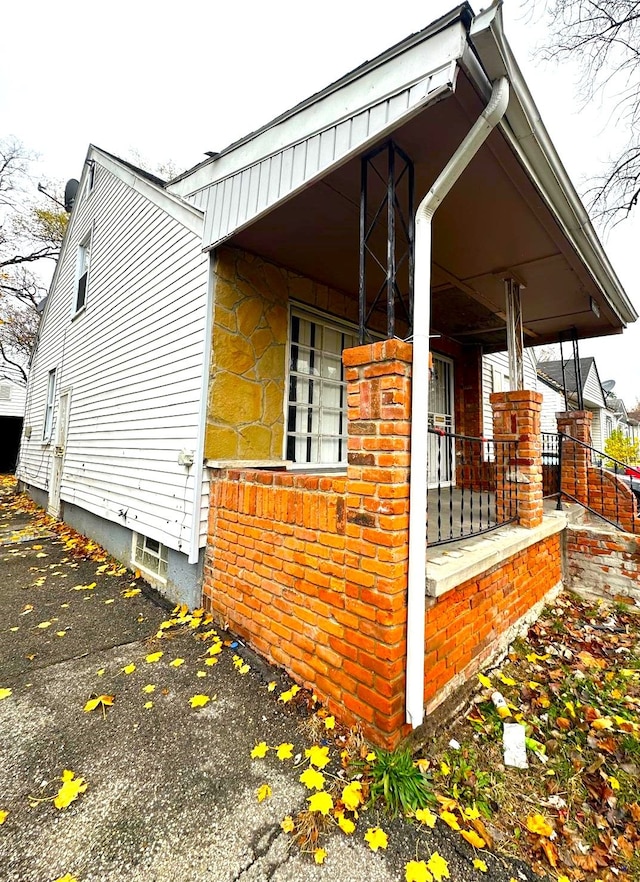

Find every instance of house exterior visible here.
[0,364,27,472]
[538,357,611,448]
[17,3,638,746]
[482,349,538,439]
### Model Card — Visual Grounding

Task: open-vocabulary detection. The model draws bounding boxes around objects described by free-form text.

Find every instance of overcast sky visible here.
[2,0,638,405]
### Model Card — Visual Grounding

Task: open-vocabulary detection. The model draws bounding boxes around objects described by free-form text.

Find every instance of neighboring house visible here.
[17,3,638,747]
[482,349,538,439]
[0,362,27,472]
[537,357,611,449]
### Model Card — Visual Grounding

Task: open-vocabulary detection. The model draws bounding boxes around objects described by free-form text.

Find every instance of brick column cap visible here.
[343,339,412,367]
[489,390,543,406]
[556,410,593,421]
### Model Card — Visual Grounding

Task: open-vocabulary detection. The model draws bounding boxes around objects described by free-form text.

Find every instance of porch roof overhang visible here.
[169,2,637,349]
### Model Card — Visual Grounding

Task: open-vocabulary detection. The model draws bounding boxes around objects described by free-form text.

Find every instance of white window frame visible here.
[285,307,359,469]
[132,533,169,583]
[74,230,92,314]
[0,384,10,401]
[43,369,56,442]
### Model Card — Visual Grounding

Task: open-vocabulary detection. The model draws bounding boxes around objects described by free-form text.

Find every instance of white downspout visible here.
[405,77,510,728]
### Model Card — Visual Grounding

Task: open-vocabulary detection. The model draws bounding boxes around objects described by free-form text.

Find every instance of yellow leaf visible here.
[0,810,8,824]
[461,829,486,848]
[37,621,52,629]
[591,717,614,730]
[280,815,295,833]
[0,688,12,700]
[336,811,355,835]
[36,552,48,558]
[415,757,430,773]
[526,814,553,837]
[54,770,88,809]
[123,588,141,598]
[314,848,327,864]
[364,826,388,852]
[440,810,460,830]
[53,875,79,882]
[427,853,451,881]
[145,651,163,663]
[305,745,330,769]
[499,673,517,687]
[143,684,155,693]
[56,631,66,638]
[477,673,492,689]
[472,858,488,873]
[204,658,218,666]
[72,583,96,591]
[239,664,250,675]
[256,783,272,803]
[144,701,153,709]
[276,742,294,761]
[96,669,105,677]
[405,861,434,882]
[9,627,19,632]
[366,751,376,762]
[300,767,325,790]
[415,807,437,827]
[290,685,301,696]
[83,694,114,713]
[440,760,451,776]
[308,791,333,815]
[207,643,222,656]
[196,671,207,678]
[267,681,276,692]
[463,805,481,820]
[278,689,294,703]
[341,781,363,811]
[169,658,184,667]
[104,599,114,605]
[608,775,620,790]
[251,742,269,759]
[324,715,336,730]
[122,664,136,675]
[189,694,210,708]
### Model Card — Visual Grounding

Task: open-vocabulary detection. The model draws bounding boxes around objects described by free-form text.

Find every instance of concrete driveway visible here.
[0,478,543,882]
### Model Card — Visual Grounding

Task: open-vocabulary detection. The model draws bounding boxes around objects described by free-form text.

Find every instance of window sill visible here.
[71,305,86,322]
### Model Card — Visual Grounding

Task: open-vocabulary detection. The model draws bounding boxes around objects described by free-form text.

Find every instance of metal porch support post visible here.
[505,278,524,390]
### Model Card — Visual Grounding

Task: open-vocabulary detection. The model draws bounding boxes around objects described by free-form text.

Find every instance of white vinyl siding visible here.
[482,350,538,439]
[17,158,209,556]
[539,382,567,434]
[43,370,56,441]
[286,311,356,465]
[582,364,606,409]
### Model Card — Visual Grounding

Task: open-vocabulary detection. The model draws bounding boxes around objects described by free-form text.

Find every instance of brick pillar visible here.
[556,410,592,505]
[342,339,412,747]
[491,390,543,529]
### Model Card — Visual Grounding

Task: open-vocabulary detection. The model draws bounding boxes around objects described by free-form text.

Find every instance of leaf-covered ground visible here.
[2,473,638,881]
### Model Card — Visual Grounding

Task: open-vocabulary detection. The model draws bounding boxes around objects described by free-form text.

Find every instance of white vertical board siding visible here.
[18,161,209,555]
[583,364,606,409]
[539,383,566,434]
[482,351,538,438]
[0,377,26,418]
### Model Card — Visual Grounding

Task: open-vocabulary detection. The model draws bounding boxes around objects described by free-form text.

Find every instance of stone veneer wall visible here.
[566,524,640,605]
[205,247,361,462]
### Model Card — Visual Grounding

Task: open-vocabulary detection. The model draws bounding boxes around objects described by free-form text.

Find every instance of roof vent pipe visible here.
[406,77,509,728]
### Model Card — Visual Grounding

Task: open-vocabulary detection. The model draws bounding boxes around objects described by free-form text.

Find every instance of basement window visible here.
[133,533,168,581]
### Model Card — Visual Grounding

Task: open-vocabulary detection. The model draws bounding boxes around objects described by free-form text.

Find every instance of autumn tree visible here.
[0,136,67,384]
[533,1,640,224]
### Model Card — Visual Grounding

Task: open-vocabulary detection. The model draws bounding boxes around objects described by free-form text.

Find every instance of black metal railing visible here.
[542,432,560,498]
[427,429,518,546]
[557,433,640,533]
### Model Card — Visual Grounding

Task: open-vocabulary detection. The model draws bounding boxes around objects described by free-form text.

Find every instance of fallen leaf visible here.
[123,588,141,598]
[342,781,363,811]
[56,631,66,638]
[300,767,325,790]
[280,815,295,833]
[54,770,88,809]
[364,826,388,851]
[477,673,492,689]
[526,814,554,837]
[142,684,155,693]
[144,701,153,709]
[239,664,250,675]
[0,688,12,700]
[313,847,327,864]
[122,664,136,675]
[461,829,486,848]
[204,658,217,666]
[53,875,79,882]
[71,583,96,591]
[36,621,52,629]
[83,694,114,713]
[324,715,336,730]
[440,810,460,830]
[196,671,207,678]
[308,791,333,815]
[267,681,276,692]
[415,807,437,827]
[305,745,330,769]
[0,810,7,824]
[427,853,450,881]
[189,694,210,708]
[256,783,271,802]
[472,858,488,873]
[336,811,355,835]
[251,742,269,759]
[145,651,163,663]
[169,658,184,667]
[405,860,433,882]
[276,742,293,761]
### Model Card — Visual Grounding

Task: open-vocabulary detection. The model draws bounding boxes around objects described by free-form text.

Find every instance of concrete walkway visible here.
[0,478,543,882]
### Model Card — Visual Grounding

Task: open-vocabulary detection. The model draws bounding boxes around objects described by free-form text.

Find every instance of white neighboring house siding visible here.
[0,376,27,419]
[482,350,538,438]
[17,156,209,558]
[539,382,566,434]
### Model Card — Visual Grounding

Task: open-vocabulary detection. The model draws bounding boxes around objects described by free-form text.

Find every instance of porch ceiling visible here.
[231,71,626,350]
